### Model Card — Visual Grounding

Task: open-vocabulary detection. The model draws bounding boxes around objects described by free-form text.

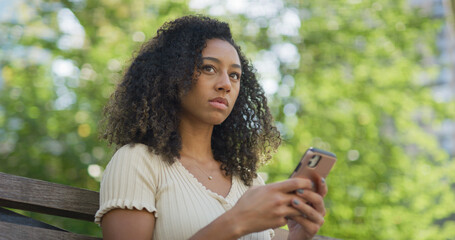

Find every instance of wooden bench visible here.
[0,172,101,240]
[0,172,338,240]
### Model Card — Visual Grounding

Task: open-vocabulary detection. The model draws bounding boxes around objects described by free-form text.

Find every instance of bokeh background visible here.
[1,0,455,239]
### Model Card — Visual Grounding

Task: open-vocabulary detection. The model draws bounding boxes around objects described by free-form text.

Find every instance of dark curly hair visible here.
[101,15,280,186]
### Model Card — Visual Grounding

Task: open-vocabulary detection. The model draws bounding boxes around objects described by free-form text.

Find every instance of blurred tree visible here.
[246,1,455,239]
[0,0,454,239]
[0,0,193,236]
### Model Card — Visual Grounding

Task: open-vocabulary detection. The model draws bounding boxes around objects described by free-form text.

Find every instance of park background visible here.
[1,0,455,239]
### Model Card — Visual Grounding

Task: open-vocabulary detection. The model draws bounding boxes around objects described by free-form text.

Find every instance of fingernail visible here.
[321,177,326,184]
[297,189,304,194]
[293,199,300,205]
[311,181,315,189]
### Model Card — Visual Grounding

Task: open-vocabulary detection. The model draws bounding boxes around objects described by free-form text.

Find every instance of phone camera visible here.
[308,155,321,168]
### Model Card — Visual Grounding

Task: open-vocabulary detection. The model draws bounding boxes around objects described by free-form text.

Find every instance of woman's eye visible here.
[202,65,215,73]
[230,73,241,80]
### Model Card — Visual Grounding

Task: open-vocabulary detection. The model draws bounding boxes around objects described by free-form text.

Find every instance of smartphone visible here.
[290,147,337,182]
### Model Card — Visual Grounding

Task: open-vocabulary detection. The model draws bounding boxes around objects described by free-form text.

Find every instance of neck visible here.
[179,118,214,163]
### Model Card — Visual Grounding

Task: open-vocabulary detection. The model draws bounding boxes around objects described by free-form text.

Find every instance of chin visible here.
[207,115,228,125]
[204,110,233,126]
[209,118,227,126]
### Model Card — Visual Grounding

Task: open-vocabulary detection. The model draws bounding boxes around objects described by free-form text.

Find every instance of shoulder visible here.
[236,173,267,188]
[113,143,155,159]
[252,172,267,186]
[110,143,161,166]
[103,143,164,180]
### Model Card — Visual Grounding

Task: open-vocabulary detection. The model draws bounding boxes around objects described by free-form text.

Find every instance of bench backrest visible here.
[0,172,340,240]
[0,172,101,239]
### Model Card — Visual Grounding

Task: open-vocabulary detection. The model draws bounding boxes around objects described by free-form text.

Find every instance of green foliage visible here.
[1,0,454,239]
[256,1,455,239]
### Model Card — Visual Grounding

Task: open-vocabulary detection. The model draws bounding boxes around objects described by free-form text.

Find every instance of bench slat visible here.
[0,221,101,240]
[0,172,99,222]
[0,207,66,231]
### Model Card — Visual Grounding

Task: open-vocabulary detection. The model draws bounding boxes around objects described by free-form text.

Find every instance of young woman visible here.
[95,15,327,240]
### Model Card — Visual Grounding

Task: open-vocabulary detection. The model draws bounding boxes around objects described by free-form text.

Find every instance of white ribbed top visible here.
[95,143,274,240]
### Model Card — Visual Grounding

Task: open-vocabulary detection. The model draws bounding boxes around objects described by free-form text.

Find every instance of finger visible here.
[279,205,304,218]
[267,194,308,218]
[308,172,327,197]
[295,189,326,216]
[291,198,324,224]
[274,194,318,219]
[271,178,313,193]
[317,176,328,197]
[288,215,323,236]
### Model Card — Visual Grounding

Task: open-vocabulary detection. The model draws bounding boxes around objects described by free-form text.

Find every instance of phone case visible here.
[290,147,337,180]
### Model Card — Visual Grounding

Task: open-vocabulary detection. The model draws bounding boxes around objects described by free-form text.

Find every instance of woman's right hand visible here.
[228,178,315,236]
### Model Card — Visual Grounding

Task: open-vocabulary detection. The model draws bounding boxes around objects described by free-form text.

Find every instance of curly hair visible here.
[101,15,281,186]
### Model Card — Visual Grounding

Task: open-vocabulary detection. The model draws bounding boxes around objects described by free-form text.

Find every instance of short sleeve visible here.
[94,143,161,225]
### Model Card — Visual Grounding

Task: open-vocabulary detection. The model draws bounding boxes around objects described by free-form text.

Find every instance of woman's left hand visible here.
[287,176,328,240]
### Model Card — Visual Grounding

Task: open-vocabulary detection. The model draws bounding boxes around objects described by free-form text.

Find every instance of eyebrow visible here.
[202,57,241,69]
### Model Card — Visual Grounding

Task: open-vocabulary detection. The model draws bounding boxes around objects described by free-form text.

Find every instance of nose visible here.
[215,72,231,93]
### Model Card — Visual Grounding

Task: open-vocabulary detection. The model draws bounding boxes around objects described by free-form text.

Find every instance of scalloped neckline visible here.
[175,160,235,200]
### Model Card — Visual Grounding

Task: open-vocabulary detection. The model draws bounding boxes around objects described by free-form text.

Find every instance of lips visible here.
[209,97,228,107]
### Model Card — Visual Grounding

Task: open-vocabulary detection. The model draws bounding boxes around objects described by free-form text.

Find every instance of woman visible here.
[95,15,327,240]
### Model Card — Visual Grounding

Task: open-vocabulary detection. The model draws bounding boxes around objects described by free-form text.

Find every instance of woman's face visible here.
[180,38,241,126]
